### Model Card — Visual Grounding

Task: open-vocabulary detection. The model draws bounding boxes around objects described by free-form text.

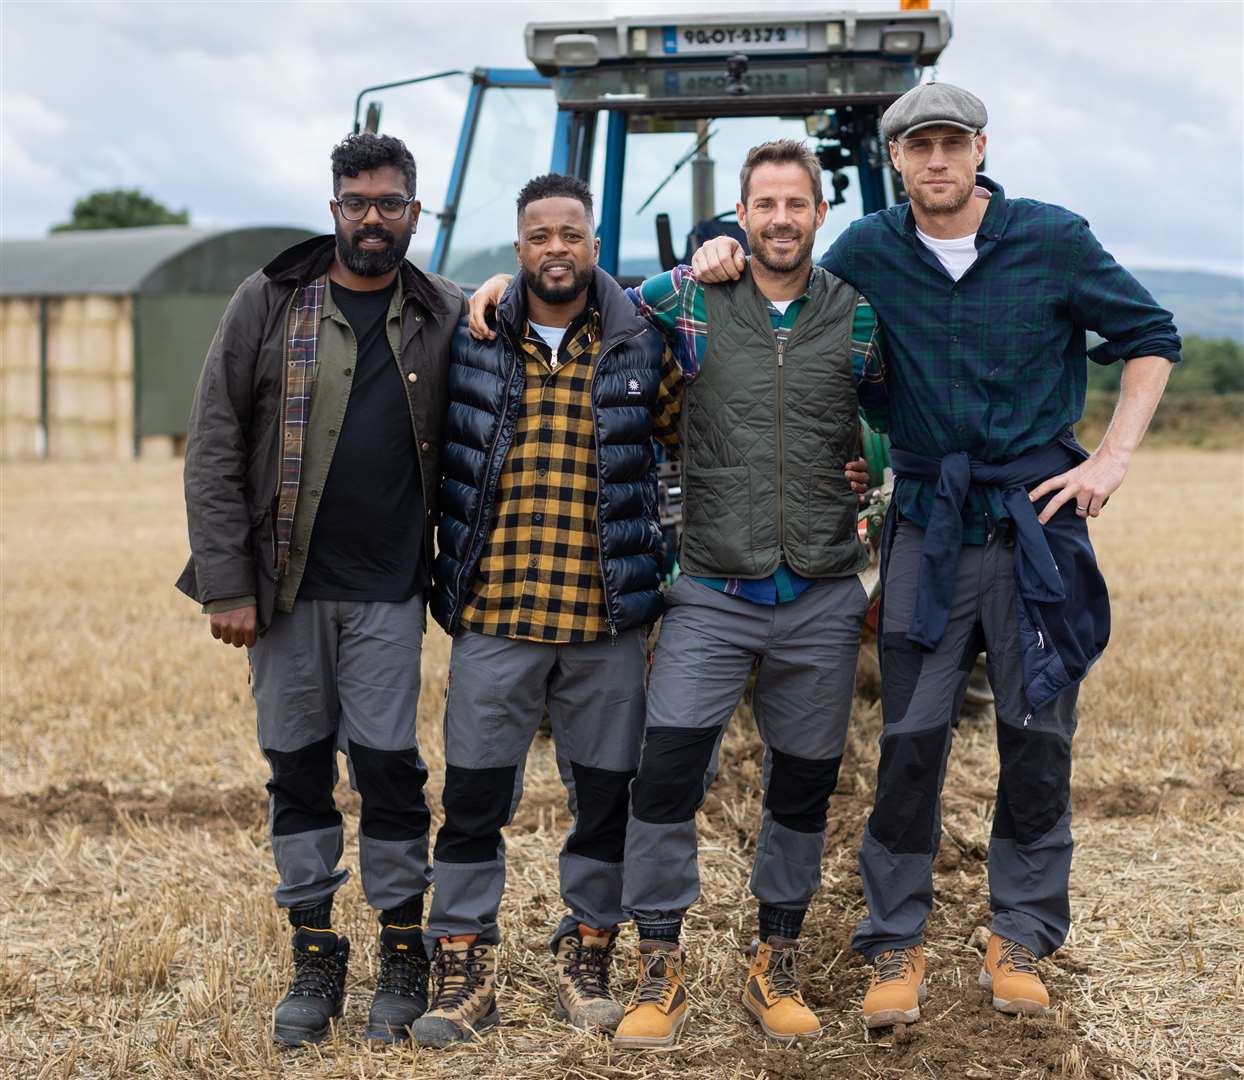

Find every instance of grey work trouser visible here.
[249,595,432,912]
[853,522,1079,961]
[426,628,648,951]
[623,574,869,931]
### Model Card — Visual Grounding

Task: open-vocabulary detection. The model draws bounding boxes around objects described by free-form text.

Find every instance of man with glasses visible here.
[179,133,465,1046]
[691,83,1181,1027]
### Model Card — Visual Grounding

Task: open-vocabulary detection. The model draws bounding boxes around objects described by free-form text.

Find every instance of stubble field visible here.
[1,447,1241,1080]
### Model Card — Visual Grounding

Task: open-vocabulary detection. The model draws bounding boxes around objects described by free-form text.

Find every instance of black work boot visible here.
[366,924,431,1043]
[273,927,350,1046]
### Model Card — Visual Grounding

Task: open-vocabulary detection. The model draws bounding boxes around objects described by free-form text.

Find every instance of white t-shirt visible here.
[915,227,978,281]
[770,299,794,315]
[529,321,567,354]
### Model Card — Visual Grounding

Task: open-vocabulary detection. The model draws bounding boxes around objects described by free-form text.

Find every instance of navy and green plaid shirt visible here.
[820,175,1182,543]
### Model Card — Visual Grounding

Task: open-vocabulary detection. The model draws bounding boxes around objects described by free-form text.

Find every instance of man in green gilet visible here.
[612,140,882,1047]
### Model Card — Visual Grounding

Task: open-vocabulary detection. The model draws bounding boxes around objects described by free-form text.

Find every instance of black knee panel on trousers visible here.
[867,724,950,854]
[263,732,342,837]
[348,740,431,842]
[434,764,517,863]
[993,721,1072,845]
[880,632,926,725]
[630,725,723,824]
[765,748,843,833]
[566,762,636,863]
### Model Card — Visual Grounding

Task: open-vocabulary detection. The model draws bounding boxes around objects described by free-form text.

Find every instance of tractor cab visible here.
[354,7,951,290]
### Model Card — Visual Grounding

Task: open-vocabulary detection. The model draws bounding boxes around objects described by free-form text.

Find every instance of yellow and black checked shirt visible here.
[458,306,681,643]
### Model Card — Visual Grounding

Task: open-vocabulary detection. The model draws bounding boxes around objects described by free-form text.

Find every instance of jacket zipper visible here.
[775,335,786,561]
[451,324,520,629]
[589,327,647,639]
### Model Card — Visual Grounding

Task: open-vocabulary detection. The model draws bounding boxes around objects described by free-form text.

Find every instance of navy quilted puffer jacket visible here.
[431,268,667,636]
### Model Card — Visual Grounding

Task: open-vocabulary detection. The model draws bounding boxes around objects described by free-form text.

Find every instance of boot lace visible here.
[376,941,428,998]
[565,937,614,999]
[432,945,487,1011]
[764,943,803,998]
[634,951,677,1005]
[999,939,1039,975]
[872,949,915,984]
[289,951,344,1000]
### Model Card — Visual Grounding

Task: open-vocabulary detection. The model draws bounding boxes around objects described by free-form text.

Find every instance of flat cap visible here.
[881,82,988,141]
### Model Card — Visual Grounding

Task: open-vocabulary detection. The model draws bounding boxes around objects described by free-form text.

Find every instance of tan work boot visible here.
[409,936,499,1047]
[979,934,1050,1016]
[612,940,689,1049]
[553,924,623,1031]
[742,937,821,1041]
[861,946,926,1029]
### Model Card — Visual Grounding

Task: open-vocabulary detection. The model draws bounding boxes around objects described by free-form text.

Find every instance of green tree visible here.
[50,189,189,232]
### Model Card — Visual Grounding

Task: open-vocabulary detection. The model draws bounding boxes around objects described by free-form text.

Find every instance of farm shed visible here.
[0,225,314,460]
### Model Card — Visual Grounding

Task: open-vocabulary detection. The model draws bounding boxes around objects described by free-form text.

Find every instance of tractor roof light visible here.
[552,34,600,68]
[881,30,924,57]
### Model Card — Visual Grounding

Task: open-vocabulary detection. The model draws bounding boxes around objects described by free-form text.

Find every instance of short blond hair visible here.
[739,140,822,206]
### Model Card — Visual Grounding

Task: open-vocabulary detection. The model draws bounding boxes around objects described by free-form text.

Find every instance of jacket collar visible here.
[263,234,449,315]
[494,266,649,352]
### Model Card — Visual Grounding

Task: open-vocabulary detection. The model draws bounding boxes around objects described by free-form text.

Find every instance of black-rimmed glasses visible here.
[335,195,415,221]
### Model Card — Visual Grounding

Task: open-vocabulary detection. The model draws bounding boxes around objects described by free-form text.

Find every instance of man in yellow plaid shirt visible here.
[413,174,681,1047]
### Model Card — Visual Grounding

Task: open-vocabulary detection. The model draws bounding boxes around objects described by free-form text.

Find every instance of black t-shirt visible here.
[298,279,425,603]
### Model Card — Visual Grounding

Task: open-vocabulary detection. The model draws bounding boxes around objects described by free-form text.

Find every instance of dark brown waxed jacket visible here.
[175,234,466,631]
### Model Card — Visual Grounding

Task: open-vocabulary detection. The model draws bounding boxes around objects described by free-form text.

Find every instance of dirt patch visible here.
[1075,770,1244,820]
[0,779,271,836]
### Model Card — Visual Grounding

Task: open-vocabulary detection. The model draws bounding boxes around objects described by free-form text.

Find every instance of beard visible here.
[906,174,976,216]
[521,263,594,306]
[748,226,814,274]
[335,222,412,277]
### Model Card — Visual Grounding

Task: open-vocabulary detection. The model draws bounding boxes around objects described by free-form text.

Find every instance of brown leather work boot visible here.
[409,936,499,1047]
[979,934,1050,1016]
[612,940,689,1049]
[553,924,623,1031]
[742,937,821,1041]
[861,945,926,1029]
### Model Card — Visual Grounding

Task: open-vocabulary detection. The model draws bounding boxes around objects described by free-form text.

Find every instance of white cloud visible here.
[0,0,1239,273]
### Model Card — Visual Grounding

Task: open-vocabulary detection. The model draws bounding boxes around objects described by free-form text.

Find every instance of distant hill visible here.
[1132,269,1243,344]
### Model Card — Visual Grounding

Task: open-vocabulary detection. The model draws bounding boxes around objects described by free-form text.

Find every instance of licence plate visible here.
[664,23,808,55]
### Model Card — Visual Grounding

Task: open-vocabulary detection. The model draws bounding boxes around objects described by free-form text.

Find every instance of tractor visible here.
[352,5,993,712]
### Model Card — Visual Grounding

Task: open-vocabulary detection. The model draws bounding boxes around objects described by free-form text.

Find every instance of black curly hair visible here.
[516,173,594,225]
[330,133,417,197]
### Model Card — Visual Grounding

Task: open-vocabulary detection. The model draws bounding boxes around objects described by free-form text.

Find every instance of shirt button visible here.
[533,513,543,523]
[951,335,959,343]
[343,367,352,375]
[407,372,418,383]
[953,381,961,389]
[420,441,430,451]
[538,468,547,477]
[529,557,538,568]
[328,429,336,436]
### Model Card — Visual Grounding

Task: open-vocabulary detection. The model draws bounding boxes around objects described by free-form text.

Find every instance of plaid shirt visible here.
[629,266,886,604]
[458,306,681,643]
[821,175,1182,542]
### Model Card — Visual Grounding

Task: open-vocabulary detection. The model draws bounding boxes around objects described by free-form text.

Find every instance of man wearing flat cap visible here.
[691,82,1181,1027]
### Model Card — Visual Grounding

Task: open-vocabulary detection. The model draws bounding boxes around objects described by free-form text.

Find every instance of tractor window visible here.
[617,115,864,281]
[440,85,557,287]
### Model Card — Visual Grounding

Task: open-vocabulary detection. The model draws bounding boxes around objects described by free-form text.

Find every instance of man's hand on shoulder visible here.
[209,605,258,648]
[691,237,746,283]
[467,274,513,340]
[845,456,870,496]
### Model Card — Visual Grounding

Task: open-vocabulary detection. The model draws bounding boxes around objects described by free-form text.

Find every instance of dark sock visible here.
[288,900,332,930]
[636,917,682,944]
[758,903,806,942]
[380,894,424,927]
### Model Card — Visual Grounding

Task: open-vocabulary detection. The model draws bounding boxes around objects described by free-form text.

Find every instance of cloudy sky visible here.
[3,0,1241,275]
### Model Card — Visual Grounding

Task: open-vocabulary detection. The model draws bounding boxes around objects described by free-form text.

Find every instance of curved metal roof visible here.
[0,225,315,297]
